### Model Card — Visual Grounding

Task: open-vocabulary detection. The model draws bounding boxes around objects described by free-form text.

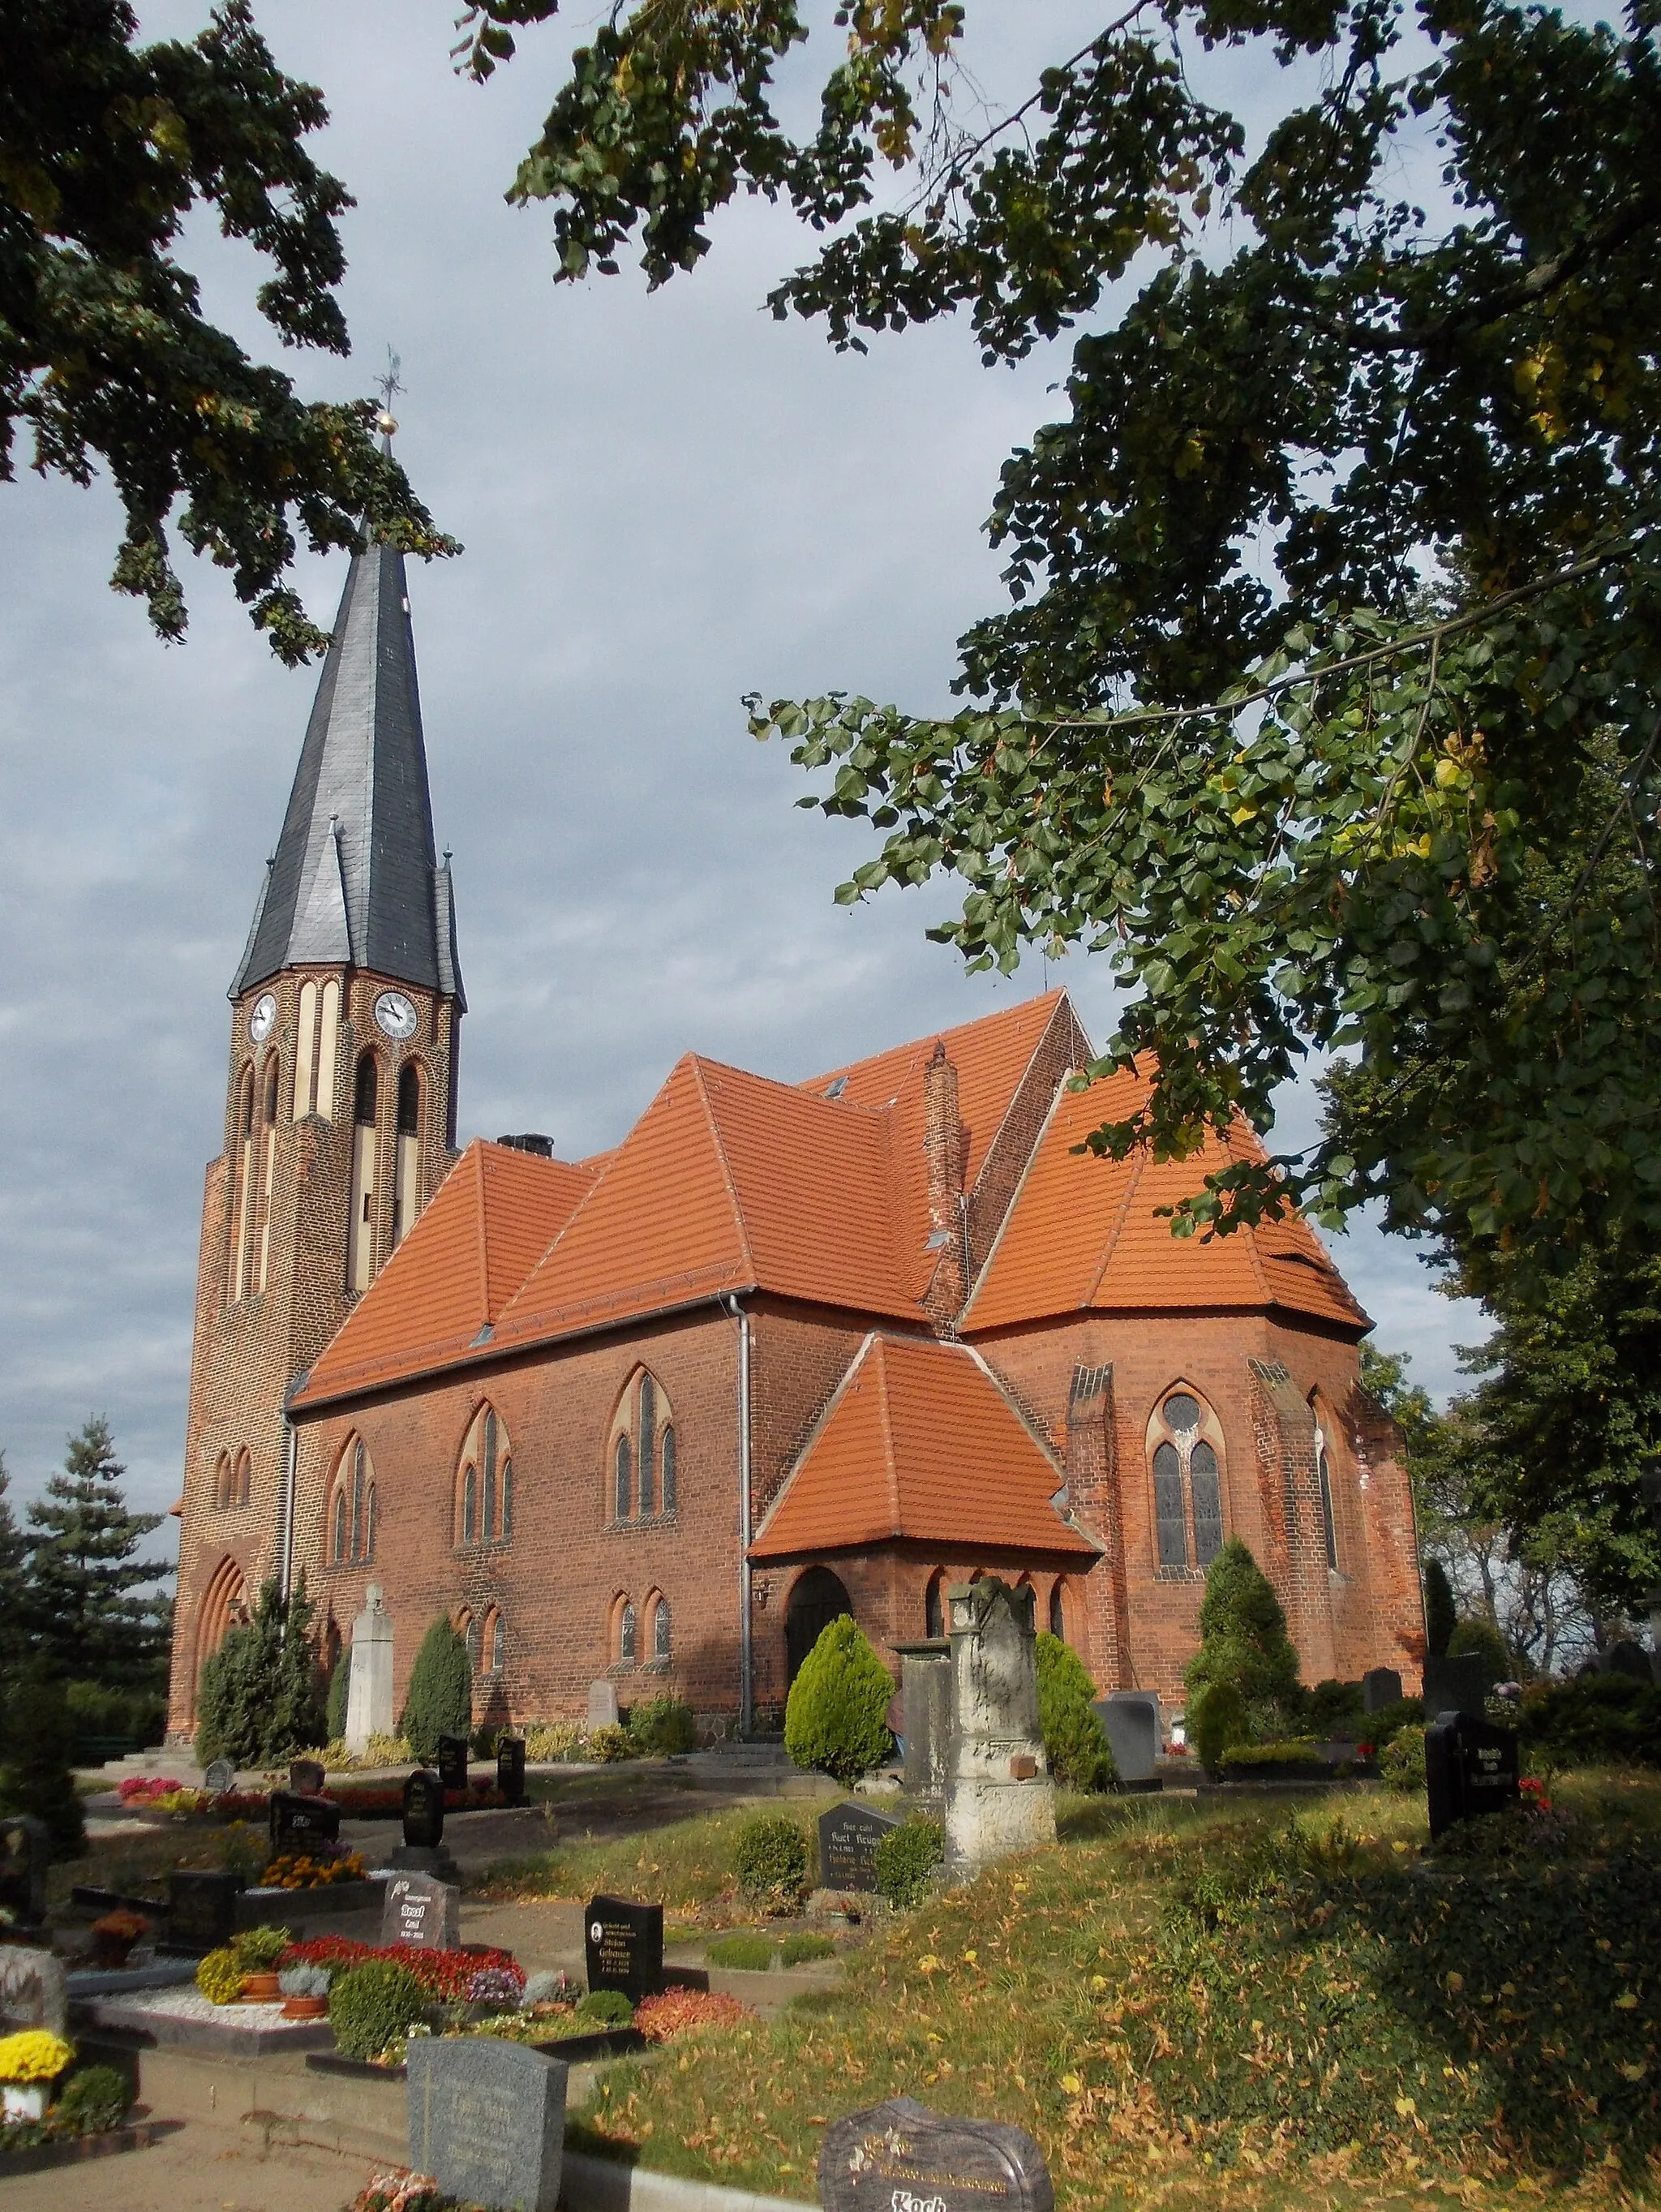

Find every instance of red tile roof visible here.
[749,1334,1099,1560]
[290,1140,594,1408]
[962,1063,1369,1335]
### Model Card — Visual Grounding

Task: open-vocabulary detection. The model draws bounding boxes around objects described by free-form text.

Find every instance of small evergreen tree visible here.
[24,1419,170,1686]
[1185,1538,1301,1720]
[400,1618,471,1763]
[0,1666,87,1858]
[783,1616,893,1784]
[1035,1632,1114,1791]
[0,1451,30,1678]
[327,1647,351,1740]
[1423,1559,1458,1659]
[195,1577,324,1767]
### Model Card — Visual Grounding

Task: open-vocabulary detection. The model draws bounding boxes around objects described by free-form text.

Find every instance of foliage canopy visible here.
[24,1417,170,1687]
[460,0,1661,1265]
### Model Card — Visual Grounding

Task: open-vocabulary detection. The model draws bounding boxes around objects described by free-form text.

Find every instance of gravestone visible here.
[389,1768,459,1879]
[586,1678,620,1730]
[892,1640,951,1806]
[0,1947,67,2038]
[1363,1668,1404,1713]
[407,2034,567,2212]
[944,1577,1055,1871]
[344,1585,395,1755]
[1096,1693,1161,1786]
[381,1870,460,1951]
[821,2096,1054,2212]
[436,1734,470,1795]
[0,1817,48,1926]
[203,1757,234,1797]
[496,1735,527,1807]
[1422,1653,1488,1713]
[818,1802,902,1893]
[1425,1709,1522,1842]
[165,1870,244,1955]
[584,1894,663,2002]
[268,1789,341,1856]
[289,1757,327,1798]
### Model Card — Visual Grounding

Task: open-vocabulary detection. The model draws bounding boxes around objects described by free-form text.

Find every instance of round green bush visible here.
[232,1922,292,1971]
[1190,1679,1251,1772]
[874,1817,945,1909]
[1035,1632,1115,1791]
[1380,1725,1427,1792]
[1186,1539,1300,1712]
[1520,1673,1661,1768]
[54,2065,131,2137]
[628,1698,698,1755]
[732,1815,811,1911]
[779,1931,836,1965]
[706,1932,775,1969]
[783,1617,894,1784]
[328,1959,428,2062]
[399,1617,472,1764]
[576,1987,634,2027]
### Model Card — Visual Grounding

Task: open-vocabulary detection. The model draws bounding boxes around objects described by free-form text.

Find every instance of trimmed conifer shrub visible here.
[783,1616,893,1784]
[1190,1679,1251,1771]
[400,1617,471,1763]
[628,1697,697,1755]
[1035,1632,1115,1791]
[732,1815,810,1911]
[328,1958,427,2061]
[1185,1538,1300,1719]
[195,1575,324,1767]
[1423,1559,1458,1659]
[873,1817,945,1909]
[0,1666,87,1858]
[327,1648,351,1741]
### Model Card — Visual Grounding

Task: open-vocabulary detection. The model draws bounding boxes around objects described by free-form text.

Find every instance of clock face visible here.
[374,989,418,1042]
[247,992,277,1045]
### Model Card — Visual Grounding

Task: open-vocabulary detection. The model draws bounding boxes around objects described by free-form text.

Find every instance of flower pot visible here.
[91,1934,138,1971]
[239,1971,282,2003]
[1,2082,47,2122]
[281,1994,329,2020]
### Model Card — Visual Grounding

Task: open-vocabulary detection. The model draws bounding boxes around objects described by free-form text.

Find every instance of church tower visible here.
[166,535,463,1741]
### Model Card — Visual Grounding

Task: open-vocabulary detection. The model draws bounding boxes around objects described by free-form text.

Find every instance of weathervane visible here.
[375,348,403,445]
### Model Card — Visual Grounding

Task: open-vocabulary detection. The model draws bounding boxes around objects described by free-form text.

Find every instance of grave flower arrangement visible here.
[116,1776,185,1803]
[261,1847,367,1889]
[348,2173,446,2212]
[0,2029,73,2122]
[634,1989,755,2042]
[280,1935,523,2004]
[89,1908,148,1967]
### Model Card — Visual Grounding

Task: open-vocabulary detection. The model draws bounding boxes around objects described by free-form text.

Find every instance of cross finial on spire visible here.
[374,347,403,450]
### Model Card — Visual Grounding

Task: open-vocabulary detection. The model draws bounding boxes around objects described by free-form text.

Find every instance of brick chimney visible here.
[923,1041,968,1322]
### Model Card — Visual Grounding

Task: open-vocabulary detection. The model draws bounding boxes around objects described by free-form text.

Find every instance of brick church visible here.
[165,539,1425,1745]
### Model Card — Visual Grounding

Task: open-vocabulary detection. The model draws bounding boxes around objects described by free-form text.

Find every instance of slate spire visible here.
[231,543,464,1007]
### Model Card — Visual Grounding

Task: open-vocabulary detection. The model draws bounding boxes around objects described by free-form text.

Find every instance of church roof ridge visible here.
[231,540,461,1003]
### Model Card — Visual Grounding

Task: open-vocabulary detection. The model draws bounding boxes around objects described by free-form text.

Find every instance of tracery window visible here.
[652,1595,672,1662]
[329,1435,376,1565]
[1146,1388,1227,1573]
[607,1368,676,1523]
[613,1596,637,1666]
[1311,1397,1341,1570]
[456,1404,513,1548]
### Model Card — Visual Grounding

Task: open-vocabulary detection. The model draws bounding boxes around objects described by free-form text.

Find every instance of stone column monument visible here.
[345,1584,395,1753]
[943,1578,1055,1871]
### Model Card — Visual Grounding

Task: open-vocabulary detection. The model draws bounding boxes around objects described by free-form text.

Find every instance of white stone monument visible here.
[943,1576,1056,1872]
[345,1584,395,1753]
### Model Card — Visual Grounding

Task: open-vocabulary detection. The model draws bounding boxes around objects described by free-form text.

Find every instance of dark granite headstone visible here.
[1425,1709,1522,1842]
[407,2034,567,2212]
[402,1768,445,1849]
[203,1757,234,1796]
[0,1817,48,1927]
[1422,1654,1489,1713]
[1606,1639,1651,1682]
[818,1801,902,1892]
[1363,1668,1404,1713]
[584,1894,663,2002]
[289,1757,327,1798]
[268,1789,341,1856]
[496,1735,526,1807]
[1095,1693,1161,1785]
[381,1870,460,1951]
[165,1869,244,1955]
[821,2096,1054,2212]
[436,1735,470,1795]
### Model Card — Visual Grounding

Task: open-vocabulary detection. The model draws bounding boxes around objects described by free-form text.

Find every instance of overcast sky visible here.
[0,1,1484,1552]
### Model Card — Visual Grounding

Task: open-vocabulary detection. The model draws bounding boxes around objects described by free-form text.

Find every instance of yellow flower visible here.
[1060,2073,1082,2096]
[1394,2096,1417,2119]
[0,2029,73,2083]
[1614,1992,1638,2010]
[916,1955,942,1972]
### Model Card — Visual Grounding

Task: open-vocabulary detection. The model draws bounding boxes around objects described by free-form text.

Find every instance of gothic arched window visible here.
[500,1458,513,1540]
[925,1570,944,1639]
[614,1433,632,1522]
[637,1376,656,1515]
[607,1368,676,1523]
[1146,1387,1228,1572]
[660,1426,676,1513]
[616,1597,637,1665]
[332,1487,347,1563]
[1048,1578,1068,1642]
[364,1483,377,1561]
[653,1596,672,1662]
[354,1052,378,1125]
[487,1610,504,1673]
[462,1466,477,1545]
[1310,1397,1341,1570]
[329,1435,376,1564]
[456,1404,512,1546]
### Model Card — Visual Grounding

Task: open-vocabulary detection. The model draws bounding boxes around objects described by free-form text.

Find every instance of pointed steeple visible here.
[231,543,464,1007]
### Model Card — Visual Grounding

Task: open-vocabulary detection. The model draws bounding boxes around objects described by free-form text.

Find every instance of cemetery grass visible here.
[571,1775,1661,2212]
[471,1805,775,1922]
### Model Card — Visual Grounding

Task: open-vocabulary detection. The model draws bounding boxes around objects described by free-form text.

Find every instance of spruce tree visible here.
[0,1452,30,1678]
[25,1419,170,1687]
[195,1577,324,1768]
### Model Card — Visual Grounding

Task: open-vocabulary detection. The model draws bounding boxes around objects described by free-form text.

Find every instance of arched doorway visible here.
[191,1557,248,1714]
[784,1566,852,1687]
